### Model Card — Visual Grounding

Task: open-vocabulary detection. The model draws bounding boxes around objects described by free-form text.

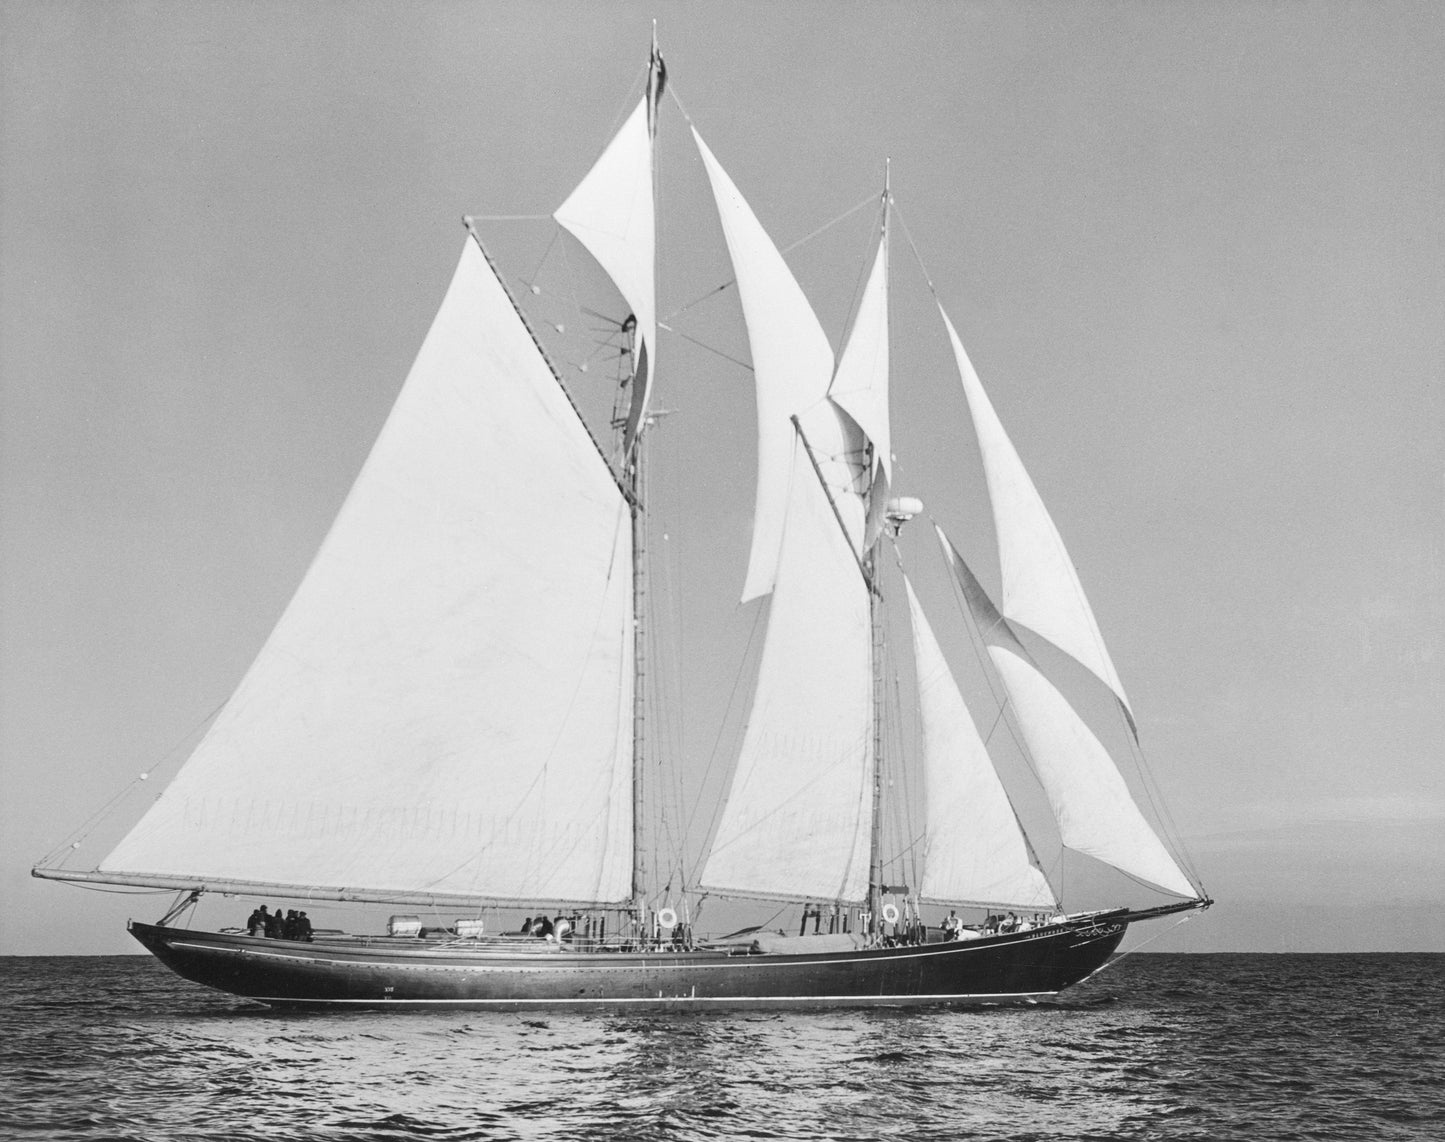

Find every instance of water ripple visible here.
[1,954,1442,1140]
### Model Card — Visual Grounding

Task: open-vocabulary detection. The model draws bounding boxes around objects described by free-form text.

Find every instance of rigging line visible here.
[1117,703,1205,889]
[553,226,593,364]
[1126,731,1203,889]
[782,193,879,257]
[936,526,1050,801]
[601,57,651,148]
[835,196,888,361]
[659,323,753,372]
[641,431,690,894]
[527,228,562,288]
[661,279,735,323]
[680,598,768,888]
[35,695,228,868]
[422,502,635,899]
[658,194,877,324]
[1087,911,1199,980]
[891,198,941,303]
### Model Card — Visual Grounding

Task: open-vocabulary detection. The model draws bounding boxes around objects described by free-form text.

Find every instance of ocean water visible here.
[1,954,1439,1141]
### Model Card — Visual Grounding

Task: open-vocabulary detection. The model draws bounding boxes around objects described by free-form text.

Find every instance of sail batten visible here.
[96,238,636,906]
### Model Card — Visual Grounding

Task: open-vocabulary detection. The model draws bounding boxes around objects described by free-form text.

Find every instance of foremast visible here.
[863,167,891,938]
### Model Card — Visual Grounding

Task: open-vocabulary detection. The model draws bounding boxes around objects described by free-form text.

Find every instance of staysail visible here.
[95,238,636,907]
[938,530,1194,898]
[904,579,1056,909]
[939,306,1134,725]
[692,128,836,602]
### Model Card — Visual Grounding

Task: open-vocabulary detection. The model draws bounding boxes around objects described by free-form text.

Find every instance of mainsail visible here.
[904,579,1056,909]
[97,238,636,907]
[939,306,1134,725]
[937,530,1194,898]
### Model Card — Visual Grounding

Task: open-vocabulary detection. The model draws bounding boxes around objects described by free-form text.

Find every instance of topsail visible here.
[555,93,659,455]
[693,128,836,602]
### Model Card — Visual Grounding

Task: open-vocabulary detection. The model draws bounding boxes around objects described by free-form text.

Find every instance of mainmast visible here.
[629,27,665,926]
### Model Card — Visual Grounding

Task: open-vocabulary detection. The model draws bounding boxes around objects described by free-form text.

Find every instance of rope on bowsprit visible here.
[1083,910,1200,984]
[34,699,227,871]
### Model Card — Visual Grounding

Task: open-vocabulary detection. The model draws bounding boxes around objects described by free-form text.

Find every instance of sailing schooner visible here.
[33,37,1209,1009]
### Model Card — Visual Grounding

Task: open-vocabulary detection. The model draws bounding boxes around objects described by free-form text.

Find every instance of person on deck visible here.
[247,906,266,936]
[942,910,962,941]
[264,906,283,938]
[533,915,554,939]
[295,912,313,942]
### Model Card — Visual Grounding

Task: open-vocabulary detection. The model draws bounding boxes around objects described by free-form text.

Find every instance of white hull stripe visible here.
[249,991,1057,1007]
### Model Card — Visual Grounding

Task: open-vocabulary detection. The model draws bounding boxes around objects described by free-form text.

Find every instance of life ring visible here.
[881,903,900,925]
[657,907,678,929]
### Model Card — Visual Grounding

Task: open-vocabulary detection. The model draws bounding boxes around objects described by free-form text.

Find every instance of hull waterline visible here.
[127,916,1130,1011]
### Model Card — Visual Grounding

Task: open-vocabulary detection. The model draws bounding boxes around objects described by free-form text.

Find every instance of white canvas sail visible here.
[937,529,1193,898]
[98,238,636,906]
[555,96,656,453]
[699,441,874,902]
[904,580,1056,909]
[828,230,891,485]
[938,306,1133,723]
[987,647,1196,898]
[693,128,836,602]
[828,229,892,547]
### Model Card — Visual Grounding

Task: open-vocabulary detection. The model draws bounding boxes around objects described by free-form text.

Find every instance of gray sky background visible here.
[2,2,1441,956]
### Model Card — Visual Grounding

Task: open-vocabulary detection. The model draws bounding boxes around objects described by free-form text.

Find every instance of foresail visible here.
[699,443,874,903]
[904,580,1055,909]
[555,96,656,454]
[692,128,836,602]
[938,306,1134,725]
[98,238,636,906]
[937,530,1193,899]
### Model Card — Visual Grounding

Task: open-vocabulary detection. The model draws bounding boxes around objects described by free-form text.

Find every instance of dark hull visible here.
[128,915,1132,1010]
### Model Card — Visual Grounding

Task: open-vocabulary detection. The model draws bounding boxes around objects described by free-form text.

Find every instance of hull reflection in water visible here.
[129,917,1130,1010]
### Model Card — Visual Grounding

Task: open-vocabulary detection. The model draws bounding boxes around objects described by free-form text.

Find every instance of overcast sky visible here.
[2,2,1441,955]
